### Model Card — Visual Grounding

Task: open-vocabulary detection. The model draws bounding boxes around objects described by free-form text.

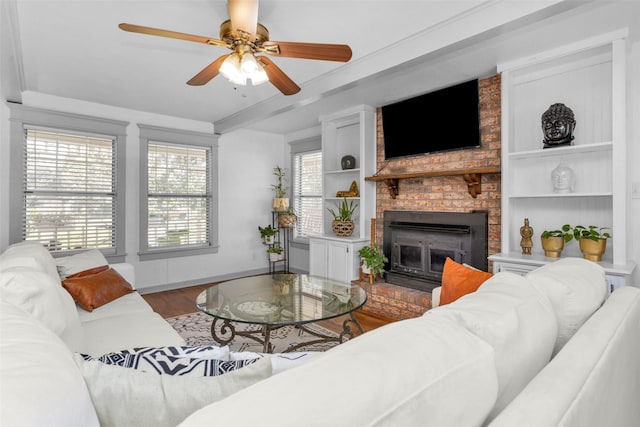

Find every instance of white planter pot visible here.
[269,253,284,262]
[264,235,275,244]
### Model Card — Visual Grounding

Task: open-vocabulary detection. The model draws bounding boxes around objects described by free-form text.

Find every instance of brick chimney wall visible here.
[358,74,502,320]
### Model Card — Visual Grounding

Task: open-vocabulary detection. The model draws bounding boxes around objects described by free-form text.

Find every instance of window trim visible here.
[289,136,322,246]
[8,103,128,263]
[138,124,219,260]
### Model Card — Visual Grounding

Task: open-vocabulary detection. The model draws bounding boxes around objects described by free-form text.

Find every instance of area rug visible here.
[166,311,343,353]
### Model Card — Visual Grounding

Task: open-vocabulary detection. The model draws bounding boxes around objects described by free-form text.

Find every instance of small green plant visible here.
[271,166,288,198]
[267,245,283,254]
[327,197,357,221]
[573,225,611,242]
[357,244,388,278]
[540,224,573,242]
[258,225,278,239]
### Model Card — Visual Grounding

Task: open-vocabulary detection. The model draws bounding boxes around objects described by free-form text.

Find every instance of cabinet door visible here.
[326,241,350,282]
[309,239,327,278]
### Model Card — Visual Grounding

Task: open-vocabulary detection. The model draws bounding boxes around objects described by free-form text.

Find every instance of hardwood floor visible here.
[142,281,395,335]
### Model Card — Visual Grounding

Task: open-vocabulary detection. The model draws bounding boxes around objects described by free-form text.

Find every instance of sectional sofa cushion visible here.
[525,257,607,355]
[181,315,499,427]
[62,267,134,311]
[0,301,99,427]
[77,355,272,427]
[55,249,108,279]
[427,272,558,421]
[489,286,640,427]
[80,311,185,356]
[0,241,60,282]
[0,266,84,350]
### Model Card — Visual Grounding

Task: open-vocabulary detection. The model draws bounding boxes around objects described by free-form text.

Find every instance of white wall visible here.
[630,37,640,286]
[0,93,288,291]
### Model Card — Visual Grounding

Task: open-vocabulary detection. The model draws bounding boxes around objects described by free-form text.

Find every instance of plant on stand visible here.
[267,245,284,262]
[573,225,611,262]
[327,197,357,237]
[258,225,278,244]
[540,224,573,258]
[277,207,297,228]
[357,244,388,281]
[271,166,289,212]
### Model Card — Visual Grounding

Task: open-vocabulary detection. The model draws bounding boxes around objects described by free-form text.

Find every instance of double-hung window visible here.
[8,104,127,262]
[138,125,218,260]
[290,137,322,241]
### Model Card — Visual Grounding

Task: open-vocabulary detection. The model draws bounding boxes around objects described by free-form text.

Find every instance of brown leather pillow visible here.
[62,267,133,312]
[439,257,493,305]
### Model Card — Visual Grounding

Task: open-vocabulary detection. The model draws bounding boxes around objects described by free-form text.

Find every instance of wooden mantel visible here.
[365,166,501,199]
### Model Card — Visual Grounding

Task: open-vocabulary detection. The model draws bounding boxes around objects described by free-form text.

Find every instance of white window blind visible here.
[23,129,116,253]
[147,142,211,249]
[293,150,323,238]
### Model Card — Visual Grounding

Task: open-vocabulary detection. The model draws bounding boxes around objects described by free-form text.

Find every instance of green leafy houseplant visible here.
[357,244,388,279]
[271,166,288,198]
[540,224,574,242]
[327,197,357,221]
[258,225,278,243]
[573,225,611,262]
[572,225,611,242]
[272,166,289,212]
[266,245,283,254]
[540,224,573,258]
[277,207,297,228]
[328,198,357,237]
[267,245,284,262]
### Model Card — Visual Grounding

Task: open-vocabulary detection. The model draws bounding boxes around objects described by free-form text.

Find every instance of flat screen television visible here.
[381,79,481,159]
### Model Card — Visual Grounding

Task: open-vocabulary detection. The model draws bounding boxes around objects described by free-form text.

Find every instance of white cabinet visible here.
[309,236,368,282]
[490,253,635,294]
[492,29,635,279]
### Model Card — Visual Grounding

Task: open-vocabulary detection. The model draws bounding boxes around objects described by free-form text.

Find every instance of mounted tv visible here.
[381,79,481,159]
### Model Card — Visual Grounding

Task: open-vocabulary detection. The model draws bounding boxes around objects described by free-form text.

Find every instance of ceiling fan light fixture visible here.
[240,52,259,74]
[250,66,269,85]
[219,53,241,81]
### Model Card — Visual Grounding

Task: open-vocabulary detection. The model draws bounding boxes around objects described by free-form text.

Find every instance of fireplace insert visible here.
[383,211,488,292]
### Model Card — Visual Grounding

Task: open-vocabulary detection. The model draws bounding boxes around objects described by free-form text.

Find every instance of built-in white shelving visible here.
[491,29,635,281]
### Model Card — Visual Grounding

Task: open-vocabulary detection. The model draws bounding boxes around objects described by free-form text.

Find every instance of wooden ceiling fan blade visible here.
[187,55,229,86]
[119,23,228,48]
[263,41,352,62]
[227,0,259,40]
[257,56,300,96]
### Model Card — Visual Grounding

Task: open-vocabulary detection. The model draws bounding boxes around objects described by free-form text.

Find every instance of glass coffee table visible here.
[195,273,367,353]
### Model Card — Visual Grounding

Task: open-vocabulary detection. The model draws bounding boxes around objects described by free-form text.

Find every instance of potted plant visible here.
[540,224,573,258]
[258,224,278,244]
[357,244,388,280]
[271,166,289,212]
[327,197,357,237]
[277,207,297,228]
[267,245,284,262]
[573,225,611,262]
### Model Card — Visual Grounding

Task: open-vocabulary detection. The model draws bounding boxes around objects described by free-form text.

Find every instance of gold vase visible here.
[579,238,607,262]
[541,236,564,258]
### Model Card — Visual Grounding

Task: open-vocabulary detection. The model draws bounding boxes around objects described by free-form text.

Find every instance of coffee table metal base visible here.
[210,314,363,353]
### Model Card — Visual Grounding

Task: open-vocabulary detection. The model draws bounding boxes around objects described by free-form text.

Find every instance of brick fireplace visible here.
[357,74,501,320]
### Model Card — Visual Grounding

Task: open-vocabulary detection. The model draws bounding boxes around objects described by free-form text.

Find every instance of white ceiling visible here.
[3,1,637,135]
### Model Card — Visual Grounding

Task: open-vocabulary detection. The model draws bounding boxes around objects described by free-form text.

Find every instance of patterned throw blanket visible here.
[81,346,258,377]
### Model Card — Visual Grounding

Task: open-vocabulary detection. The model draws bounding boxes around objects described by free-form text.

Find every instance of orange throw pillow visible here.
[62,267,133,312]
[439,257,493,305]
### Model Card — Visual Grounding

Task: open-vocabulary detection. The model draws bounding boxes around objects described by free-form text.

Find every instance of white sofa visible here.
[1,241,639,427]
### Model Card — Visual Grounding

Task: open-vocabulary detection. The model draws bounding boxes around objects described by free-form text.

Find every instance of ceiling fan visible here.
[119,0,352,95]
